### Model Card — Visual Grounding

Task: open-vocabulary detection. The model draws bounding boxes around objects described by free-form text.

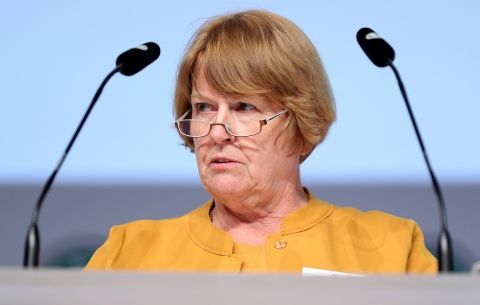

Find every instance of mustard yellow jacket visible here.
[86,193,437,274]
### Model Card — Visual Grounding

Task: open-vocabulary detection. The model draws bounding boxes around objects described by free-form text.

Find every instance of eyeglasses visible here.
[175,108,288,138]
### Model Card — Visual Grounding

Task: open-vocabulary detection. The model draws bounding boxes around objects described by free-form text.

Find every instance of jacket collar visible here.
[188,201,235,256]
[187,189,333,256]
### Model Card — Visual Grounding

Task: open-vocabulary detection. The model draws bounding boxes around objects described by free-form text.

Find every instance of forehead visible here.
[191,70,268,105]
[190,59,273,100]
[191,70,221,99]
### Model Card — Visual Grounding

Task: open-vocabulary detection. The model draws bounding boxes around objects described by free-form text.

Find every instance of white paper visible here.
[302,267,366,277]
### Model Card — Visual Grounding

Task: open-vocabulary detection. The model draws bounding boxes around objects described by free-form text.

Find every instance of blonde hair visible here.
[174,10,336,162]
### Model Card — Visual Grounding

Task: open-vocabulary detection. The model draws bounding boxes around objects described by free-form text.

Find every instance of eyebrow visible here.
[190,92,207,99]
[190,93,201,99]
[190,93,268,108]
[190,93,215,103]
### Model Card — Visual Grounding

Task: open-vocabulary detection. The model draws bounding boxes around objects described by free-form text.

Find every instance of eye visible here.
[194,102,214,113]
[236,102,256,112]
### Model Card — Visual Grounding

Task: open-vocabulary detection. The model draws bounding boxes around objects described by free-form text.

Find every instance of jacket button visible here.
[274,239,288,250]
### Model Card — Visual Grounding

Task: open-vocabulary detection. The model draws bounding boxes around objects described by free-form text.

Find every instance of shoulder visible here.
[311,195,419,246]
[85,202,212,270]
[329,205,438,273]
[331,201,417,234]
[108,210,196,241]
[309,195,437,273]
[91,216,188,260]
[111,216,188,235]
[309,193,416,230]
[106,201,212,241]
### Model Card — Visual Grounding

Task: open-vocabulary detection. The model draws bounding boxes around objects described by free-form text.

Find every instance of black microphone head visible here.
[356,28,395,67]
[116,42,160,76]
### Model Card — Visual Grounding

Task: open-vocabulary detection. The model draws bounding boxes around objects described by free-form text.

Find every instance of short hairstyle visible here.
[174,10,336,162]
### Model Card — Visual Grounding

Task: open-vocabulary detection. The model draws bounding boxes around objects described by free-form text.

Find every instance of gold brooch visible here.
[274,240,288,250]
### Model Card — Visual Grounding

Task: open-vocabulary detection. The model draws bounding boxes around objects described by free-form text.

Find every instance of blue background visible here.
[2,0,479,186]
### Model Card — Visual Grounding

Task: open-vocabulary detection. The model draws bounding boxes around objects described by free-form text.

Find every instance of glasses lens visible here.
[176,116,265,137]
[228,119,261,136]
[177,120,210,137]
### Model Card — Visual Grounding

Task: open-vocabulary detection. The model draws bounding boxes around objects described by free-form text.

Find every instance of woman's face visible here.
[192,71,302,210]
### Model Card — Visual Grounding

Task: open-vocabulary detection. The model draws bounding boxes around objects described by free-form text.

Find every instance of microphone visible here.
[356,27,395,68]
[23,42,160,268]
[356,28,454,272]
[116,42,161,76]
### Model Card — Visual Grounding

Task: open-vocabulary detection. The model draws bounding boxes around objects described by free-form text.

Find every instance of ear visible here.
[299,145,315,164]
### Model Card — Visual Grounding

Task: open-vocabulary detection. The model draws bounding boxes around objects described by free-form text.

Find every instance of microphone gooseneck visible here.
[23,42,160,268]
[356,28,454,272]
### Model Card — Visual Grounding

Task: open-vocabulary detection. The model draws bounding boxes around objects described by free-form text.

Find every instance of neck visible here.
[211,185,308,245]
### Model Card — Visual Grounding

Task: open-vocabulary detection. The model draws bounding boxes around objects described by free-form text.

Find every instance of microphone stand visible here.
[23,64,123,268]
[387,59,454,272]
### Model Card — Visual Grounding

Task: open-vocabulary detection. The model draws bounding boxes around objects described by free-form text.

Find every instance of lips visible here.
[210,157,236,164]
[209,156,239,170]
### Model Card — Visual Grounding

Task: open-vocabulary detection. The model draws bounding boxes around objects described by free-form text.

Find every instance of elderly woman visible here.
[86,10,437,273]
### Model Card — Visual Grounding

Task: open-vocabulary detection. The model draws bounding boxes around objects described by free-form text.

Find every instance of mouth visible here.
[211,157,236,164]
[209,156,240,169]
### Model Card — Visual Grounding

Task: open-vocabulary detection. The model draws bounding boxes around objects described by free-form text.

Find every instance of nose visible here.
[209,122,235,143]
[209,109,235,143]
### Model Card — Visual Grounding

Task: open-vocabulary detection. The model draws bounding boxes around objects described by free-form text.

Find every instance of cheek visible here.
[193,140,207,168]
[249,135,294,169]
[193,138,207,154]
[242,139,278,171]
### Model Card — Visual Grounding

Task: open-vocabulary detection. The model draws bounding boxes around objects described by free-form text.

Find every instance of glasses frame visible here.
[175,108,288,138]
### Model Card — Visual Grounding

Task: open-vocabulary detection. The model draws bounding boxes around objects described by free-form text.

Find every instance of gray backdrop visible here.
[1,183,478,271]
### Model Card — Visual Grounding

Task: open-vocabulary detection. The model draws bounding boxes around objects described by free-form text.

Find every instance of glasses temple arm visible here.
[177,108,192,121]
[263,109,288,124]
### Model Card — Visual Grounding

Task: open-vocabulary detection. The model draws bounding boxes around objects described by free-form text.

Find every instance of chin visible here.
[204,175,249,198]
